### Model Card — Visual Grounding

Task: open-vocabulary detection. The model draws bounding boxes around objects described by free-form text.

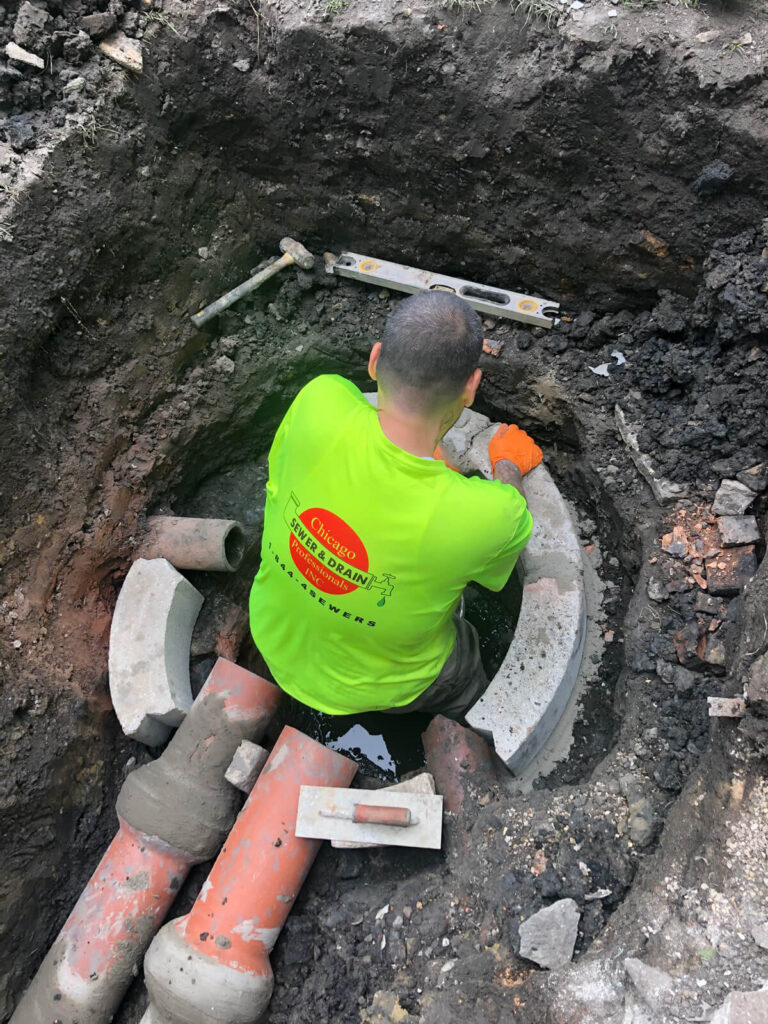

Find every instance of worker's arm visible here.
[493,457,526,498]
[488,423,543,499]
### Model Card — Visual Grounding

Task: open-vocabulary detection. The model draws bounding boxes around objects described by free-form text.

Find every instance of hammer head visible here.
[280,237,314,271]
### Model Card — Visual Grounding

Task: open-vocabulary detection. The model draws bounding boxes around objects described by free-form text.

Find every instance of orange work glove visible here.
[433,444,461,472]
[488,424,543,476]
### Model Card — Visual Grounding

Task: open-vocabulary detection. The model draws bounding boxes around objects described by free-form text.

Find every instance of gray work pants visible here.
[383,608,489,721]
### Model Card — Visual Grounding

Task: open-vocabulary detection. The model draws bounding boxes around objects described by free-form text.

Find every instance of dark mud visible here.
[1,0,768,1020]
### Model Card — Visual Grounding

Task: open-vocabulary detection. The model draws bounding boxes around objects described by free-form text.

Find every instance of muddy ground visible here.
[1,0,768,1020]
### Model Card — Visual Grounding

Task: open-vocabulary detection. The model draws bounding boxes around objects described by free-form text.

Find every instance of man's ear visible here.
[463,368,482,407]
[368,341,382,381]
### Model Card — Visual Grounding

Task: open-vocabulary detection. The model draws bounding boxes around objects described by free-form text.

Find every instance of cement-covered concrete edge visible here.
[443,409,587,773]
[365,399,587,773]
[108,557,203,745]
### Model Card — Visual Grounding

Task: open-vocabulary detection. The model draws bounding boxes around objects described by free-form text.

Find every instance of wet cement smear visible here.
[285,570,523,782]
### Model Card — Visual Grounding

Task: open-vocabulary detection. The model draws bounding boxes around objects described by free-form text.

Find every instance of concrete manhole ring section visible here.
[365,396,586,773]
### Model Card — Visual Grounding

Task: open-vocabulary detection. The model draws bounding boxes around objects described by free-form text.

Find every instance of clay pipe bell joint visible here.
[139,516,246,572]
[190,236,314,327]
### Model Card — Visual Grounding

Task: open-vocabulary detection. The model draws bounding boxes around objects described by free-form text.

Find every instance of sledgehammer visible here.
[190,236,314,328]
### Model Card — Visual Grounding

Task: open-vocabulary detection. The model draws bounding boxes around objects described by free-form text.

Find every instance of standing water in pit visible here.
[280,570,523,782]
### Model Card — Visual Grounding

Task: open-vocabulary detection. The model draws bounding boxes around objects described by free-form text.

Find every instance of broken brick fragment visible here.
[674,619,707,669]
[705,545,757,597]
[696,631,728,674]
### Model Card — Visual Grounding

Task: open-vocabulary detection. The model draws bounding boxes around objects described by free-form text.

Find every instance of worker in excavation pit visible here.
[248,290,542,720]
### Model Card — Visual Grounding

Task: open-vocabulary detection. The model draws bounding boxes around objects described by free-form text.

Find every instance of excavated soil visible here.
[1,0,768,1021]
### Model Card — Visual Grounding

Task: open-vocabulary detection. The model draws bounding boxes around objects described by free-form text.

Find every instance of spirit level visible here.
[325,250,559,329]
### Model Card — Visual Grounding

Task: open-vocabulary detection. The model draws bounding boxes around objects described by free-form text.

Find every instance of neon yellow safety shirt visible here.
[249,374,533,714]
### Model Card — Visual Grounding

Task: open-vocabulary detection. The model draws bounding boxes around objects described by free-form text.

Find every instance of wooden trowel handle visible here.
[354,804,412,827]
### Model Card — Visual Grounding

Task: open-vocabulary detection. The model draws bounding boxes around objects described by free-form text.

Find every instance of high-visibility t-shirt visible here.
[248,374,533,714]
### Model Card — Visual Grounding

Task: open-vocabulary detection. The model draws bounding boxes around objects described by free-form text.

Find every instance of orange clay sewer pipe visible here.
[10,658,281,1024]
[142,726,358,1024]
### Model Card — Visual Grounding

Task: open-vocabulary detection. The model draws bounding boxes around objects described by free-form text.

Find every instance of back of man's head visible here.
[377,292,483,411]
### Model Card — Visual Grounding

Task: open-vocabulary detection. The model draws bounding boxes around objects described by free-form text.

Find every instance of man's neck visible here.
[376,396,459,458]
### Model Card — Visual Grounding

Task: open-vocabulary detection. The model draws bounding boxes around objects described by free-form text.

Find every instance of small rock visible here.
[747,652,768,712]
[63,30,93,65]
[214,355,235,374]
[627,798,656,847]
[12,1,51,52]
[4,117,35,152]
[225,740,268,793]
[5,40,45,69]
[692,160,734,198]
[647,579,668,602]
[518,899,580,970]
[441,62,456,76]
[696,632,728,674]
[694,592,724,615]
[232,58,250,72]
[99,31,142,73]
[674,620,705,669]
[62,75,85,95]
[718,516,759,548]
[656,658,699,694]
[705,545,757,597]
[625,958,675,1012]
[197,246,210,260]
[712,479,756,515]
[710,986,768,1024]
[662,526,687,557]
[80,12,116,39]
[752,922,768,950]
[736,463,768,493]
[695,29,720,43]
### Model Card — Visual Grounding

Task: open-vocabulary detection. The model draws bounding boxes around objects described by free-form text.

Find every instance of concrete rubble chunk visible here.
[99,31,143,73]
[697,631,728,673]
[109,557,203,746]
[467,575,585,772]
[705,545,757,596]
[707,696,746,718]
[331,772,436,849]
[5,40,45,69]
[736,463,768,493]
[518,898,580,970]
[719,515,760,548]
[625,957,675,1012]
[225,739,269,793]
[80,11,117,39]
[12,1,51,51]
[710,985,768,1024]
[713,479,756,515]
[615,405,683,505]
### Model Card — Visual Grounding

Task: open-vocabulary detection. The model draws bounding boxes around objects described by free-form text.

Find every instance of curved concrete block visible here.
[442,409,587,774]
[367,399,587,774]
[467,576,586,772]
[109,557,203,746]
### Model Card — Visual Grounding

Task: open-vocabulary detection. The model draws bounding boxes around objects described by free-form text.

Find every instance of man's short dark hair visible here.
[378,291,483,406]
